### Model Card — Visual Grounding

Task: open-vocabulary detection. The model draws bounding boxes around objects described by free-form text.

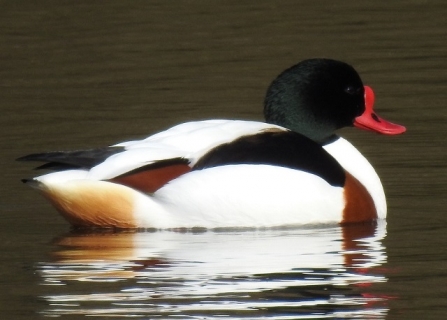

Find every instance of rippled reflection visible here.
[37,221,389,319]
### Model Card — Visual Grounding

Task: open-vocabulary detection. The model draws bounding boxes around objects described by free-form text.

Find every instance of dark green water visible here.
[1,1,446,319]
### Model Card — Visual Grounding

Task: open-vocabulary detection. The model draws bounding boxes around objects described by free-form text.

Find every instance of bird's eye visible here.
[345,86,360,95]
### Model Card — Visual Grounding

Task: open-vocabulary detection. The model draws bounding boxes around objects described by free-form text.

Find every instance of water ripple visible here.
[37,222,389,319]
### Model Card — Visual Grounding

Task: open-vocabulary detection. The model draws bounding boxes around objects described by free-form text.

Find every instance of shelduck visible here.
[18,59,406,229]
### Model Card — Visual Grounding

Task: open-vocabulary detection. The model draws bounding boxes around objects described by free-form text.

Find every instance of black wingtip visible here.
[16,155,30,162]
[16,154,46,162]
[16,153,52,162]
[16,147,125,169]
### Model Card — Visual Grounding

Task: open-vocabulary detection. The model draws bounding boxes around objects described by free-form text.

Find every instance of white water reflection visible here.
[38,221,389,319]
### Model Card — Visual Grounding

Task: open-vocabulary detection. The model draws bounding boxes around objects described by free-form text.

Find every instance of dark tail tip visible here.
[21,178,42,189]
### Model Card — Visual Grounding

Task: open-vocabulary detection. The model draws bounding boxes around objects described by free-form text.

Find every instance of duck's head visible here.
[264,59,406,143]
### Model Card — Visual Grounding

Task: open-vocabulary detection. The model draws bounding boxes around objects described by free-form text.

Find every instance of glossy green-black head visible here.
[264,59,365,143]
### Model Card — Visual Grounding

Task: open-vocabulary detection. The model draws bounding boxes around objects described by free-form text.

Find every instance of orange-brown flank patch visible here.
[342,172,377,223]
[110,164,191,193]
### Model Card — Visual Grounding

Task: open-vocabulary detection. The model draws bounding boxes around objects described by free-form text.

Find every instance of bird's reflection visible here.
[38,221,389,319]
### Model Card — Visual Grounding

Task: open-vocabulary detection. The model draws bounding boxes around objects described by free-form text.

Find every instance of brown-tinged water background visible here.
[1,1,446,319]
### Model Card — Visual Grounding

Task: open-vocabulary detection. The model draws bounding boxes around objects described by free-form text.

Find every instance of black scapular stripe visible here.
[16,147,125,170]
[193,131,345,187]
